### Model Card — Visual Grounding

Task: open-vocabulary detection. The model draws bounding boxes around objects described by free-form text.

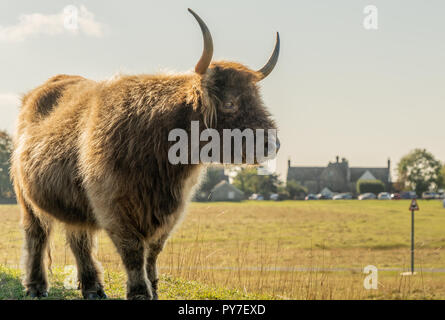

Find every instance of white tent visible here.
[320,187,333,196]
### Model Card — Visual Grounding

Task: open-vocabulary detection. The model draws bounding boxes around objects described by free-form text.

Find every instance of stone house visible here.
[287,156,391,195]
[209,181,244,202]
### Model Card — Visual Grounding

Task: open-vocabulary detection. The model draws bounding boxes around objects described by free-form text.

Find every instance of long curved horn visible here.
[188,9,213,75]
[257,32,280,80]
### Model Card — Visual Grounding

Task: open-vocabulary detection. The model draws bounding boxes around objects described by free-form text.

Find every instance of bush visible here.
[0,130,14,200]
[285,181,308,200]
[357,180,385,195]
[276,186,290,200]
[233,167,281,198]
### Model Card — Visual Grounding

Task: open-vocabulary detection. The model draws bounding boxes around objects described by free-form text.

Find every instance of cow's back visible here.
[12,75,98,227]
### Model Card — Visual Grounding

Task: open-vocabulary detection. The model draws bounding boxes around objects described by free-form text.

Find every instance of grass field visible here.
[1,200,445,299]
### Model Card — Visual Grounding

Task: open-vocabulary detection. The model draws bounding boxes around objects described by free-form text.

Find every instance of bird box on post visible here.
[409,199,419,211]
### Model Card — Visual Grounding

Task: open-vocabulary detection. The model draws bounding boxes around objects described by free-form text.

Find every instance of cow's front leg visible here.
[106,228,152,300]
[146,234,169,300]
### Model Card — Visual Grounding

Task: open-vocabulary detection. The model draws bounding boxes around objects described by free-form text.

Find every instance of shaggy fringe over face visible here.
[200,69,218,129]
[200,61,263,130]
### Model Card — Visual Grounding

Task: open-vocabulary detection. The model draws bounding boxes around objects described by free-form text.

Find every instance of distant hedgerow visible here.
[357,179,385,195]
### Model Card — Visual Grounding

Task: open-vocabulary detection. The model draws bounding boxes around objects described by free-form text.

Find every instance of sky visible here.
[0,0,444,180]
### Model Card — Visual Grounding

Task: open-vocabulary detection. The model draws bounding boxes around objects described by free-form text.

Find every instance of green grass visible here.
[0,265,267,300]
[1,200,445,299]
[182,200,445,250]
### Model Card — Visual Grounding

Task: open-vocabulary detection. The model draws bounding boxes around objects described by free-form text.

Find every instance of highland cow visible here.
[11,9,280,299]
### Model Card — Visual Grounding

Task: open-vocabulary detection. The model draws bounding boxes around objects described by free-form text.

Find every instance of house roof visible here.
[320,187,333,195]
[287,165,390,183]
[357,170,377,181]
[350,168,390,183]
[211,180,244,195]
[287,167,324,182]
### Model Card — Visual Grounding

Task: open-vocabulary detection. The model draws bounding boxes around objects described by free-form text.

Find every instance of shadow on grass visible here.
[0,266,83,300]
[1,265,263,300]
[0,270,25,299]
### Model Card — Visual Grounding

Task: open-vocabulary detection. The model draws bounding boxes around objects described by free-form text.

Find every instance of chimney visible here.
[336,156,339,163]
[387,158,392,183]
[288,158,291,168]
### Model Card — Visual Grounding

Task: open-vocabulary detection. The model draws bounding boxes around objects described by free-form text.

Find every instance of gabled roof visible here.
[358,170,377,181]
[350,168,390,183]
[211,180,244,195]
[320,187,333,195]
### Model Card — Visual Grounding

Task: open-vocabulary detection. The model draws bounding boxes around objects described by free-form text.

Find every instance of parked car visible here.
[422,192,437,200]
[316,193,332,200]
[269,193,280,201]
[378,192,391,200]
[391,193,401,200]
[400,191,417,199]
[333,193,353,200]
[358,193,376,200]
[305,194,318,200]
[249,193,264,201]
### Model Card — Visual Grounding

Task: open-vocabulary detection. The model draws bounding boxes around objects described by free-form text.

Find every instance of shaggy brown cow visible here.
[11,9,280,300]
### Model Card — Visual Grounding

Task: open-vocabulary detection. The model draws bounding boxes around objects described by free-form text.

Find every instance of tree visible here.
[357,180,385,195]
[0,130,14,199]
[233,167,281,198]
[439,166,445,189]
[200,167,228,193]
[397,149,442,196]
[193,166,228,201]
[285,180,307,200]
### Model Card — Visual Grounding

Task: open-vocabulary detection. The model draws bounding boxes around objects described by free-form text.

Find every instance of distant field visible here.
[1,200,445,299]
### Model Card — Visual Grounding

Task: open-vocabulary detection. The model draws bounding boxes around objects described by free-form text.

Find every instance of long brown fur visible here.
[11,60,277,299]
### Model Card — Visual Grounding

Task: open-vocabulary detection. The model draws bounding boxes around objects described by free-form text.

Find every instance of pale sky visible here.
[0,0,444,180]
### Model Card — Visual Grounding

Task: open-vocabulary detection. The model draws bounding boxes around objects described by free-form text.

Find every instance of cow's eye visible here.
[224,102,234,109]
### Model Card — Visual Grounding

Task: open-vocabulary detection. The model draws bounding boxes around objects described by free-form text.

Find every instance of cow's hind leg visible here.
[106,227,152,300]
[66,229,106,299]
[20,200,52,298]
[146,234,168,300]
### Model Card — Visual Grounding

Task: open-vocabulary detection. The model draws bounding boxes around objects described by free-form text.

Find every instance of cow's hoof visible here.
[84,288,107,300]
[86,292,107,300]
[98,290,107,299]
[127,282,153,300]
[151,279,159,300]
[26,289,48,298]
[128,294,152,300]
